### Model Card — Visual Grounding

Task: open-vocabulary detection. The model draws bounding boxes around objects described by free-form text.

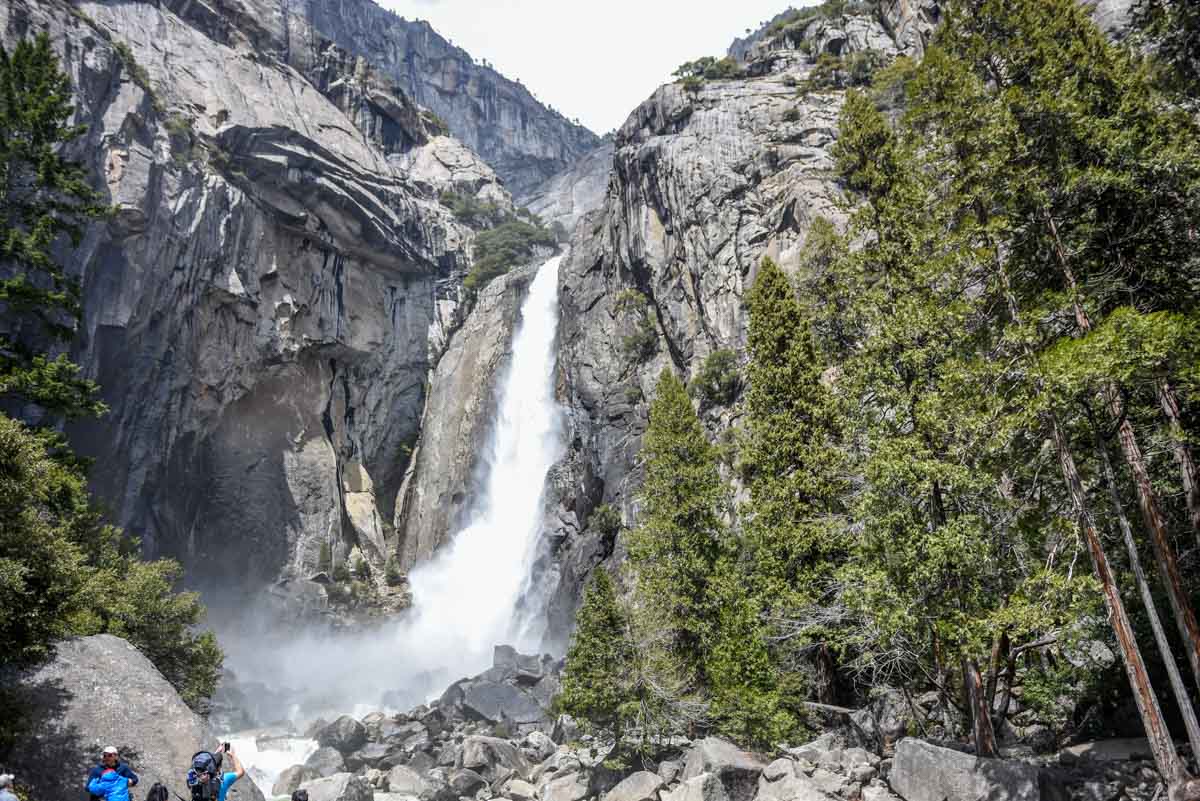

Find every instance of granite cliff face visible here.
[297,0,602,202]
[2,0,516,593]
[541,1,939,638]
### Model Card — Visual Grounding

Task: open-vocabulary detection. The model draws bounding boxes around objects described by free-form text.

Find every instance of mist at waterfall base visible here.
[219,256,568,722]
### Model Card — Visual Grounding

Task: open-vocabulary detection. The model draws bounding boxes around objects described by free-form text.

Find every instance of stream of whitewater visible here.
[230,255,567,795]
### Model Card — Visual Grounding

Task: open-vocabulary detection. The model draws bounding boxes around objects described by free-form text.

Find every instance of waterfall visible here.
[217,255,567,729]
[394,254,567,682]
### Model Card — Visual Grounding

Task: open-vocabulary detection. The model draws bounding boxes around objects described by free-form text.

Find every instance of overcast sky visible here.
[379,0,804,134]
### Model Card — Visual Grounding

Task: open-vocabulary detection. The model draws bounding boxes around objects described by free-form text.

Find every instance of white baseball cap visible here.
[103,746,119,755]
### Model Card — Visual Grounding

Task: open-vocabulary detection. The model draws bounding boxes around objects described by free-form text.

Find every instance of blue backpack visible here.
[186,752,223,800]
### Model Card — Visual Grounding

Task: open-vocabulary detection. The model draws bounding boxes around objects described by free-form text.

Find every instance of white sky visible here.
[380,0,807,134]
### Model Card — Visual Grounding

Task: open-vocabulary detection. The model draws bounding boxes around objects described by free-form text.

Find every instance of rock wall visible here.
[546,7,914,641]
[295,0,602,202]
[2,0,509,593]
[523,140,615,234]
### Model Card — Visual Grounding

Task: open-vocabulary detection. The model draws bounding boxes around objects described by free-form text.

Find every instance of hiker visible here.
[0,774,18,801]
[87,764,132,801]
[188,743,243,801]
[88,747,137,800]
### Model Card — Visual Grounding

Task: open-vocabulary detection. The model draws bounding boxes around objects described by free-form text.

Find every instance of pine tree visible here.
[557,570,638,739]
[627,369,730,680]
[742,257,843,617]
[0,34,107,419]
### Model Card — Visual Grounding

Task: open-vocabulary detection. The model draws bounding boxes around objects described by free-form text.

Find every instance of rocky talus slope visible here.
[2,0,516,593]
[6,634,1188,801]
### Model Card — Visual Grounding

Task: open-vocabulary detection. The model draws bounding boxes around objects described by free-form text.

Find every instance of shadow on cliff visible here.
[0,677,101,799]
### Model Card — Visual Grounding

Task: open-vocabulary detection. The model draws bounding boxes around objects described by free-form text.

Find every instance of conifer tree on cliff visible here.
[0,34,221,714]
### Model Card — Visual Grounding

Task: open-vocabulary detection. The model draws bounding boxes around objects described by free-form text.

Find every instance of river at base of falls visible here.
[221,256,568,794]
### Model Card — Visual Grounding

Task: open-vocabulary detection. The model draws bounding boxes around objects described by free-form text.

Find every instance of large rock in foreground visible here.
[889,739,1040,801]
[4,635,262,801]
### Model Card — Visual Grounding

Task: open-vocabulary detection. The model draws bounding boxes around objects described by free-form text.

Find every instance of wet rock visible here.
[461,735,531,781]
[275,765,321,796]
[306,746,348,777]
[345,741,394,771]
[317,715,369,754]
[462,680,548,727]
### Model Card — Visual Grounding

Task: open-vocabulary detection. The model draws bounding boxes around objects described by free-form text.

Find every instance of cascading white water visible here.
[219,255,567,751]
[392,254,567,680]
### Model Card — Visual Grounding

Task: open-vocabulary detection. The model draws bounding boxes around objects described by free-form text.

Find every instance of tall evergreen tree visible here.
[557,570,639,739]
[627,369,731,682]
[0,34,106,419]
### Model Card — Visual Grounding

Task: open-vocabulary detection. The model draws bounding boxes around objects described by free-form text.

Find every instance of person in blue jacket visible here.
[87,765,131,801]
[213,743,245,801]
[88,747,137,801]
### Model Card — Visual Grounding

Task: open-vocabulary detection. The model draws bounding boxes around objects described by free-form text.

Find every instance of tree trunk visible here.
[1047,221,1200,693]
[1159,379,1200,547]
[1094,417,1200,761]
[963,656,998,757]
[991,249,1192,791]
[1051,418,1190,790]
[1107,389,1200,693]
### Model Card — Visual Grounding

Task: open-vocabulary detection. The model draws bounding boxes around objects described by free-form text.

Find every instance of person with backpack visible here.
[88,747,138,801]
[187,744,243,801]
[87,763,132,801]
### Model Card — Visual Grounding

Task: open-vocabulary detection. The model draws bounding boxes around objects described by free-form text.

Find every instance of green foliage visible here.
[318,541,333,574]
[333,560,352,583]
[0,34,108,418]
[799,50,886,93]
[628,370,730,680]
[616,292,658,362]
[782,107,801,123]
[557,570,639,738]
[689,349,741,409]
[586,504,622,540]
[673,56,744,82]
[353,554,370,581]
[0,414,222,708]
[439,190,507,227]
[385,556,404,586]
[421,109,449,136]
[465,219,556,298]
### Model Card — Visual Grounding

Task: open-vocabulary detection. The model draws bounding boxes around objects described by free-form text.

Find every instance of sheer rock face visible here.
[547,12,906,642]
[294,0,601,202]
[1,0,510,592]
[524,140,616,234]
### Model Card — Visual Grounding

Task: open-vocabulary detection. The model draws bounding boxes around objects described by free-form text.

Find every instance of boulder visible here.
[451,768,489,796]
[345,741,394,770]
[540,771,590,801]
[1059,739,1155,764]
[755,773,836,801]
[316,715,369,753]
[306,746,348,777]
[850,691,910,754]
[460,734,531,780]
[523,731,558,762]
[659,761,683,784]
[552,715,580,744]
[605,771,664,801]
[682,738,765,801]
[275,765,321,796]
[664,774,730,801]
[1,635,262,801]
[298,772,374,801]
[506,778,539,801]
[762,760,795,783]
[463,680,548,725]
[889,739,1041,801]
[387,765,431,795]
